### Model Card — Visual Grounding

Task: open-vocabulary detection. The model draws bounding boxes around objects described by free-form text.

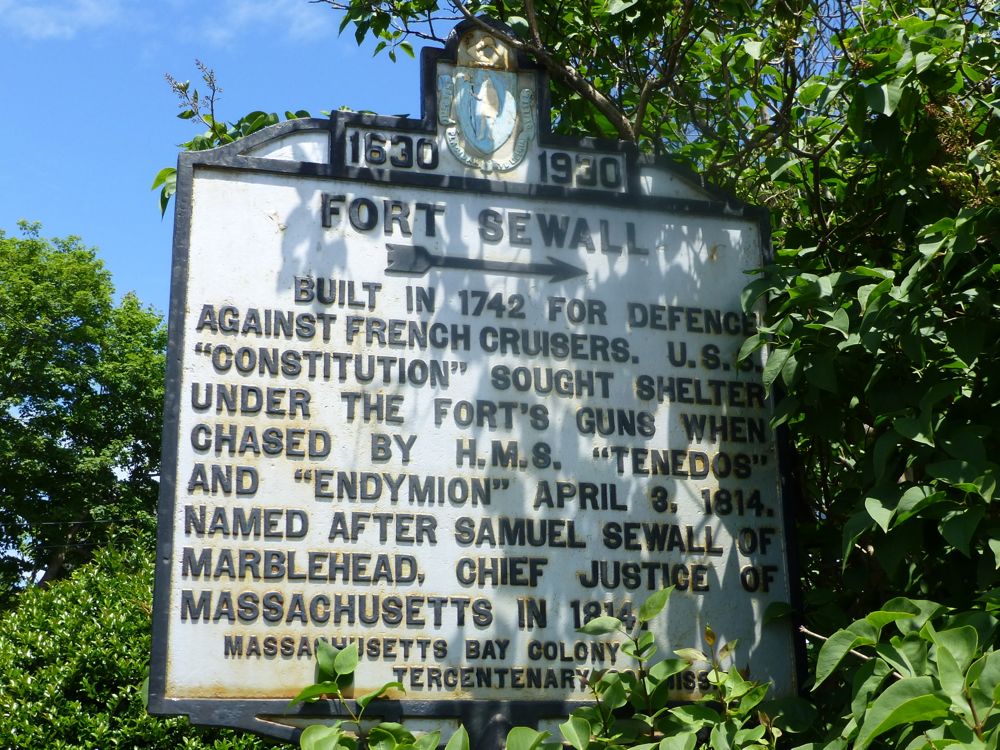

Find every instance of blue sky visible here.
[0,0,423,315]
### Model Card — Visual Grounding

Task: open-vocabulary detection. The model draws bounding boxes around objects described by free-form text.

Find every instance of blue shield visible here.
[453,69,517,157]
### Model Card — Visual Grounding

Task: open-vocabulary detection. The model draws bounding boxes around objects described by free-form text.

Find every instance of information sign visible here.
[149,18,800,745]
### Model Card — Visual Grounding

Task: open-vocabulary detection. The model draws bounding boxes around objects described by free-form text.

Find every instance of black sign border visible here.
[148,17,803,747]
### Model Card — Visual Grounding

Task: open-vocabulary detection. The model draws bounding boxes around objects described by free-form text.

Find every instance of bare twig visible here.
[523,0,543,49]
[452,1,636,140]
[634,0,695,139]
[799,625,904,681]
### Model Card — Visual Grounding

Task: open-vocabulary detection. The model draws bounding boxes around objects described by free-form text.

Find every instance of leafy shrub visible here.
[154,4,1000,749]
[288,588,813,750]
[0,544,268,749]
[803,596,1000,750]
[0,224,166,599]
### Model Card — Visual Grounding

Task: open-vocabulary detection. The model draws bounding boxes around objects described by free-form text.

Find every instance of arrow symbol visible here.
[385,243,586,283]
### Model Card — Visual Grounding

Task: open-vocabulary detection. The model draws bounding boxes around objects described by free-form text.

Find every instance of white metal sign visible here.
[149,19,799,742]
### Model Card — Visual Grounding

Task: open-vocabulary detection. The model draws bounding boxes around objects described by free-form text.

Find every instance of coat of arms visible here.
[437,30,535,173]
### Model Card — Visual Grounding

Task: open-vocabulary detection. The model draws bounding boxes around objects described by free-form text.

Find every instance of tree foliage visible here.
[288,588,813,750]
[0,544,267,748]
[317,0,1000,746]
[0,222,167,599]
[153,61,311,215]
[159,1,1000,746]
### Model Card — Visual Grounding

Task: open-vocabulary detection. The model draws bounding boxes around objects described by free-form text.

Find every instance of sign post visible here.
[149,18,800,746]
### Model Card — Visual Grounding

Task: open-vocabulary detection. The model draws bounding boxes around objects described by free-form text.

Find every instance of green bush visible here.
[0,545,268,749]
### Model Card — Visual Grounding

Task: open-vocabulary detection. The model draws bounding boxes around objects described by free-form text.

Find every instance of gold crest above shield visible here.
[438,30,535,173]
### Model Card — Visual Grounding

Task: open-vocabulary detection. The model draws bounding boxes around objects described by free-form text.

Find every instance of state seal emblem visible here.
[437,29,536,173]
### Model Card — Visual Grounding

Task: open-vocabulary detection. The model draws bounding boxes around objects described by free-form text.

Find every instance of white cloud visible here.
[200,0,339,46]
[0,0,340,45]
[0,0,126,40]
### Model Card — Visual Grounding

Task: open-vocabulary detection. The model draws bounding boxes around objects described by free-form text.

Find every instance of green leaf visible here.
[883,598,943,633]
[864,609,916,630]
[606,0,638,13]
[598,673,628,709]
[744,39,763,60]
[639,586,673,622]
[505,727,550,750]
[717,638,739,662]
[940,425,988,464]
[150,167,176,190]
[893,486,945,525]
[287,680,341,707]
[369,723,412,750]
[865,79,905,116]
[825,307,850,337]
[804,351,839,393]
[357,680,404,710]
[659,732,698,750]
[669,704,722,726]
[674,648,708,663]
[849,659,892,723]
[914,51,937,73]
[864,496,894,533]
[972,651,1000,701]
[797,80,827,105]
[709,723,733,750]
[624,629,657,659]
[577,615,622,635]
[316,640,339,682]
[649,658,689,681]
[927,460,979,485]
[636,629,656,653]
[894,414,934,446]
[768,156,801,180]
[933,626,978,672]
[444,726,470,750]
[737,333,766,363]
[505,15,529,35]
[935,643,969,718]
[151,167,177,217]
[814,624,877,687]
[841,511,874,567]
[741,274,776,311]
[762,346,792,392]
[735,725,767,745]
[413,731,441,750]
[873,640,916,678]
[854,676,949,749]
[334,643,359,675]
[299,724,344,750]
[738,681,770,714]
[871,432,898,482]
[941,507,985,557]
[858,278,893,311]
[799,739,848,750]
[560,715,591,750]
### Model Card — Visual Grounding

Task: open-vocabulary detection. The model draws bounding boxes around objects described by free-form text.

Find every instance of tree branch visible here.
[523,0,543,49]
[452,2,635,140]
[634,0,695,139]
[799,625,903,680]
